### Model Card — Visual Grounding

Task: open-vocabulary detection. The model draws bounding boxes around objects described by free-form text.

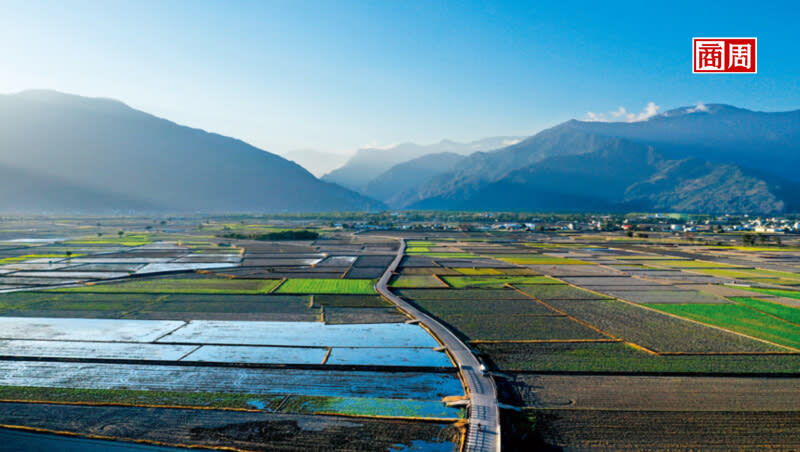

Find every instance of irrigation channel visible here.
[376,238,501,452]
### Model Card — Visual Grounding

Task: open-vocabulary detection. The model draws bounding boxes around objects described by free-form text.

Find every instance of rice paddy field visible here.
[4,218,800,450]
[0,219,466,451]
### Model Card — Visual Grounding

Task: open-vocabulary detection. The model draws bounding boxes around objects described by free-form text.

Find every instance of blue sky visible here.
[1,0,798,155]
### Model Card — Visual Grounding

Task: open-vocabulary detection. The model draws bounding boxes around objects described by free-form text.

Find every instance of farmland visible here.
[0,218,464,451]
[375,229,800,450]
[3,216,800,450]
[275,278,376,294]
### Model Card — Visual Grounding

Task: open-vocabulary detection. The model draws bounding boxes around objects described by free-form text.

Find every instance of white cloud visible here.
[610,106,628,118]
[502,138,521,146]
[687,102,708,113]
[586,111,603,122]
[584,102,660,122]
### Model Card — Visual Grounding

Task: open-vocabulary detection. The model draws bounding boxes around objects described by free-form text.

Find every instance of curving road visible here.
[376,238,501,452]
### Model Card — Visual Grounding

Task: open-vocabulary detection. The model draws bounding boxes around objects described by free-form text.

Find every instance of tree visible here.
[118,231,124,238]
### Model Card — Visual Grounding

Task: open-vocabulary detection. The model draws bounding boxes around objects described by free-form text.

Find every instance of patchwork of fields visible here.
[388,232,800,450]
[0,220,464,451]
[5,219,800,450]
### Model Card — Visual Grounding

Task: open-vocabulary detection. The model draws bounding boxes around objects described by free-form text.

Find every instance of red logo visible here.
[693,38,757,74]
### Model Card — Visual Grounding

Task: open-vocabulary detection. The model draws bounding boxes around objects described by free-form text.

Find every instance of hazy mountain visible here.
[362,152,465,207]
[280,149,350,177]
[0,163,158,212]
[399,105,800,213]
[569,104,800,182]
[0,90,380,213]
[321,136,522,191]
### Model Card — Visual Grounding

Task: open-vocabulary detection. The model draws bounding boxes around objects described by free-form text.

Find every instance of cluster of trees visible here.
[742,233,781,246]
[216,229,319,241]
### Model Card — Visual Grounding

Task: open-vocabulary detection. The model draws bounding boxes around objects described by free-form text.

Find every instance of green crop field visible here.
[441,275,560,288]
[541,298,781,353]
[406,241,436,247]
[650,303,800,350]
[390,275,446,288]
[53,277,282,294]
[735,287,800,300]
[729,297,800,325]
[275,278,376,294]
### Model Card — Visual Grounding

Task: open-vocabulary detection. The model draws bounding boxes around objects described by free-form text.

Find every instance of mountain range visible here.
[321,137,522,192]
[1,91,797,214]
[386,105,800,214]
[0,90,377,213]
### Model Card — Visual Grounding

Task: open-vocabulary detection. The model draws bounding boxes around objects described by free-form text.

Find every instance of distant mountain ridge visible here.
[321,136,522,192]
[395,104,800,214]
[0,90,379,213]
[362,152,466,207]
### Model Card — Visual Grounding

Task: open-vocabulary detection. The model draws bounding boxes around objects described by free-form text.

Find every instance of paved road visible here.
[376,238,501,452]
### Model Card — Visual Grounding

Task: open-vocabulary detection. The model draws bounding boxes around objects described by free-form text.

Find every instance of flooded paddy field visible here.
[0,361,461,400]
[0,318,453,370]
[0,221,467,449]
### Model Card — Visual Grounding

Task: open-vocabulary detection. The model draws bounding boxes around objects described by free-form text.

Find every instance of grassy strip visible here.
[66,234,153,246]
[644,260,739,268]
[275,278,376,294]
[281,395,463,419]
[408,252,479,258]
[650,303,800,350]
[0,386,283,411]
[0,254,85,264]
[52,277,282,294]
